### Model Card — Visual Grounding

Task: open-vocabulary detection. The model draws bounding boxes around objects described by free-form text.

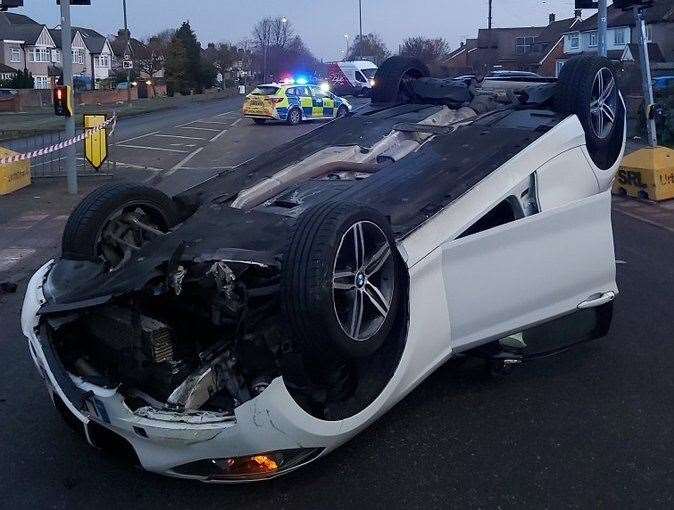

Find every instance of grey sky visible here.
[15,1,579,61]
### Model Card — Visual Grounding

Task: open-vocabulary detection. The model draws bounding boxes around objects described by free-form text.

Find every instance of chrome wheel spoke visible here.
[364,282,390,318]
[350,290,364,338]
[353,222,365,269]
[364,243,391,277]
[334,270,356,290]
[602,103,615,124]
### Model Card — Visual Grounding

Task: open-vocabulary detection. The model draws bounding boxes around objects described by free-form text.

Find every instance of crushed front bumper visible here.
[21,261,345,482]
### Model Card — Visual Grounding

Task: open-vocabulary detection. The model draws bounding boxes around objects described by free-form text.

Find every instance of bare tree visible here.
[346,33,389,64]
[137,29,174,95]
[252,16,295,80]
[399,36,451,71]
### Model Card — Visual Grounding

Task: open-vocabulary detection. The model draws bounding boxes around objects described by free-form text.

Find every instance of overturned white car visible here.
[22,55,625,482]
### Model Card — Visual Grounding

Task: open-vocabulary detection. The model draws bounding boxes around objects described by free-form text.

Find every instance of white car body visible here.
[21,100,624,480]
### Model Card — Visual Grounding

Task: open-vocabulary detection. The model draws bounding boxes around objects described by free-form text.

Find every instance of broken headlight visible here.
[170,448,323,481]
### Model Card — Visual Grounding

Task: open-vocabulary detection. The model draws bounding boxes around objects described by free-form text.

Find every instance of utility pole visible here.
[634,5,657,146]
[122,0,132,103]
[59,0,77,194]
[598,0,608,57]
[488,0,493,29]
[358,0,363,60]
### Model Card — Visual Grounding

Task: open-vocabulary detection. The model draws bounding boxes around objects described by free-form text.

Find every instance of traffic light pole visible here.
[59,0,77,194]
[634,6,657,147]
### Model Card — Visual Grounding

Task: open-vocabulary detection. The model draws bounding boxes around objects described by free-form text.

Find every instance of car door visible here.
[439,186,617,350]
[296,86,314,119]
[311,86,335,118]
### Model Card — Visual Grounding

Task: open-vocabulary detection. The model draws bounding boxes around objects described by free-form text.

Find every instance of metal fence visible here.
[0,125,117,178]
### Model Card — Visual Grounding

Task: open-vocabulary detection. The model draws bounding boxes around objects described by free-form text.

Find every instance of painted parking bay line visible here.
[154,134,207,141]
[117,131,161,144]
[117,144,189,153]
[175,126,221,132]
[163,147,205,177]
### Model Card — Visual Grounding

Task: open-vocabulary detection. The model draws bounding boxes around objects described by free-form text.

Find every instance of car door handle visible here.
[577,291,616,309]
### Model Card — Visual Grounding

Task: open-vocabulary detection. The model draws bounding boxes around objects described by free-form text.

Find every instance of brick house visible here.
[50,27,114,89]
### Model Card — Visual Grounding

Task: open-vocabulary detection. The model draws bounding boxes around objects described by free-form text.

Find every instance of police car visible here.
[242,79,352,125]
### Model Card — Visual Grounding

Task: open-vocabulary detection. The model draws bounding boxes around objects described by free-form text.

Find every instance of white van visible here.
[326,60,378,96]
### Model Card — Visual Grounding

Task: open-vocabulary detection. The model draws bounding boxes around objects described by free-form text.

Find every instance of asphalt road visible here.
[1,100,674,508]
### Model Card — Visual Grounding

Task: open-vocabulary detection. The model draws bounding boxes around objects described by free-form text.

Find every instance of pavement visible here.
[1,99,674,508]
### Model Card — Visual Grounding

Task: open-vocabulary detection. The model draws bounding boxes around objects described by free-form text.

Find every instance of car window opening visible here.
[459,197,522,238]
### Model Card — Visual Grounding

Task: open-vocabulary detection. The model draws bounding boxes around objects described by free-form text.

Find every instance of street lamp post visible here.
[122,0,132,103]
[598,0,608,57]
[344,34,349,59]
[358,0,363,60]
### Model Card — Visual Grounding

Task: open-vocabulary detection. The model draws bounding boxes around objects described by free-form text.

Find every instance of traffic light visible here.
[53,85,73,117]
[56,1,91,4]
[612,0,654,9]
[0,0,24,10]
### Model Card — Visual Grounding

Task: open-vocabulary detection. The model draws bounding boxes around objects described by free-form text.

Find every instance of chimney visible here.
[574,9,582,19]
[460,41,465,47]
[549,13,556,24]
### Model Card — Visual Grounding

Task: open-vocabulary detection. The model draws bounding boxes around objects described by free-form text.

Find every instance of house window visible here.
[30,48,51,62]
[10,48,21,63]
[556,60,566,77]
[96,55,110,68]
[52,50,61,63]
[589,32,598,47]
[34,76,49,89]
[568,33,580,49]
[614,28,626,46]
[645,25,652,42]
[72,48,85,65]
[516,36,537,55]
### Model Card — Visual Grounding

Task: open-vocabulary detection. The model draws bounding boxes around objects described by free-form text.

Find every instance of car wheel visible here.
[282,202,400,360]
[61,183,177,270]
[337,105,349,118]
[557,55,624,168]
[287,107,302,125]
[253,118,266,125]
[371,56,430,104]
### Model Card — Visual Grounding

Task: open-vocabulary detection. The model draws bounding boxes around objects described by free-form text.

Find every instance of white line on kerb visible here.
[117,144,188,153]
[116,131,160,144]
[155,134,207,141]
[164,146,205,177]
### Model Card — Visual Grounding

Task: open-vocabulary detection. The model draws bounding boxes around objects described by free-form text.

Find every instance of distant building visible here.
[0,12,115,89]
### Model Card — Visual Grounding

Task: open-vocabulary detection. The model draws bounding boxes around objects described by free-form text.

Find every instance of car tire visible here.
[61,182,177,268]
[337,105,349,118]
[287,107,302,125]
[253,118,266,125]
[282,202,401,360]
[371,56,430,104]
[557,55,624,168]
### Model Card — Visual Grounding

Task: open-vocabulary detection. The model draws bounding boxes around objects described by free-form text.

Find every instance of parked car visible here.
[653,75,674,92]
[22,55,625,482]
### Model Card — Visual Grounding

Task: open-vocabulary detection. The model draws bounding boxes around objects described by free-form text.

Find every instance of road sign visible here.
[123,60,133,69]
[83,114,108,170]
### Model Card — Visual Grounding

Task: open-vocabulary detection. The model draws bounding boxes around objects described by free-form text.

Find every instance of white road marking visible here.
[616,260,627,264]
[163,147,205,177]
[175,126,221,132]
[229,118,243,127]
[209,129,229,142]
[117,144,188,153]
[170,143,197,147]
[194,120,231,125]
[216,110,236,117]
[112,161,163,172]
[0,248,36,272]
[154,134,207,141]
[116,131,161,144]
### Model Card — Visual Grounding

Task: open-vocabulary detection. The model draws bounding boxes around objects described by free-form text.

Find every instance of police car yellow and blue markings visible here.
[243,81,349,122]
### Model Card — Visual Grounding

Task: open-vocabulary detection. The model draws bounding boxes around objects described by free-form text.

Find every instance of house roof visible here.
[561,49,625,60]
[445,38,477,62]
[625,42,665,63]
[0,12,45,44]
[50,27,108,54]
[537,16,580,44]
[573,0,674,32]
[0,63,18,74]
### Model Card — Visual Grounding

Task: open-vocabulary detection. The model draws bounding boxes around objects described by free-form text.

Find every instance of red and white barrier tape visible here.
[0,114,117,166]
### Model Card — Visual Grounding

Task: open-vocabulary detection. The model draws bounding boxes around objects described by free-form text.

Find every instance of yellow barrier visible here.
[0,146,31,196]
[615,146,674,202]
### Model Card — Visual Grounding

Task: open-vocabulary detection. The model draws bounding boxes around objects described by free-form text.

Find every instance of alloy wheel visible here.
[590,67,618,140]
[332,221,395,341]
